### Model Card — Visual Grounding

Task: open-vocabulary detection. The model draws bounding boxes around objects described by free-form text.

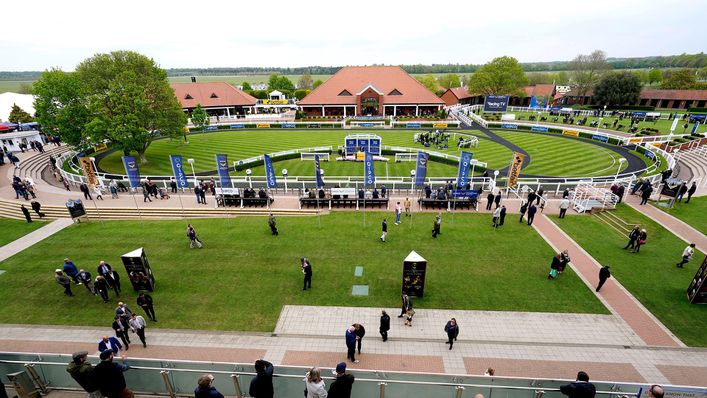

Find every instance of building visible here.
[440,84,556,107]
[298,66,445,117]
[555,88,707,109]
[440,87,476,106]
[170,82,257,117]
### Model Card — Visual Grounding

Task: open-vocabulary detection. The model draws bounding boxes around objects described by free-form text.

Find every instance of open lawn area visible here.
[550,205,707,346]
[0,218,48,247]
[0,213,606,332]
[651,196,707,236]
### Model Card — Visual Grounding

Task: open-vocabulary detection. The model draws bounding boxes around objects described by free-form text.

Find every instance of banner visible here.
[529,96,538,108]
[501,123,518,129]
[79,157,99,187]
[456,151,472,189]
[415,152,429,187]
[692,121,701,134]
[562,129,579,137]
[507,152,525,188]
[628,137,642,143]
[364,151,375,187]
[230,124,245,129]
[483,95,510,112]
[592,134,609,142]
[215,154,232,188]
[433,123,448,128]
[314,155,324,187]
[262,99,288,105]
[93,143,108,152]
[406,122,421,128]
[257,123,271,128]
[531,126,548,132]
[670,118,679,132]
[263,154,277,188]
[121,156,141,188]
[281,123,296,128]
[369,138,381,155]
[169,155,189,189]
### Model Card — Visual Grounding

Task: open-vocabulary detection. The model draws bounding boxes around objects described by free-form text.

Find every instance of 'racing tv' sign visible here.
[483,95,509,113]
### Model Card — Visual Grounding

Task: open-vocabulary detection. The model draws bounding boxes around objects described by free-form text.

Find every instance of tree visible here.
[297,72,313,89]
[461,75,470,87]
[698,66,707,81]
[647,69,663,85]
[293,89,310,100]
[241,82,252,91]
[415,74,438,93]
[190,104,209,131]
[267,74,295,92]
[76,51,187,162]
[569,50,611,97]
[593,72,642,106]
[556,71,569,85]
[17,82,33,94]
[8,103,34,123]
[438,73,461,89]
[313,79,324,89]
[33,68,91,146]
[661,69,698,89]
[467,56,529,96]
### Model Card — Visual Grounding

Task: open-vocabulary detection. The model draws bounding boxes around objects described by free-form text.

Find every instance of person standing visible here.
[304,367,327,398]
[527,203,537,226]
[80,183,92,200]
[640,186,653,205]
[559,198,570,218]
[345,326,358,363]
[301,257,312,290]
[676,184,688,202]
[394,202,402,225]
[170,179,178,194]
[21,204,32,223]
[596,265,611,292]
[94,276,110,303]
[137,292,156,322]
[444,318,459,350]
[97,336,123,355]
[560,371,596,398]
[399,293,411,318]
[129,313,147,348]
[676,243,696,268]
[77,269,94,294]
[142,184,152,202]
[536,188,544,205]
[187,224,203,249]
[379,310,390,342]
[194,374,224,398]
[527,190,537,206]
[519,202,528,223]
[486,192,494,210]
[97,261,112,278]
[647,385,664,398]
[66,351,101,398]
[112,316,130,351]
[248,359,274,398]
[267,213,278,236]
[55,270,73,297]
[194,185,202,204]
[404,197,412,216]
[494,192,502,209]
[492,206,501,228]
[93,350,132,398]
[432,212,442,238]
[380,218,387,242]
[63,258,80,284]
[353,323,365,355]
[328,363,355,398]
[685,182,697,203]
[623,226,640,250]
[616,185,625,203]
[106,269,121,297]
[499,205,506,226]
[633,229,647,253]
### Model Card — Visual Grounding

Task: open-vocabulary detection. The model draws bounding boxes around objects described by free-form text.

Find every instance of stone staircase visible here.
[675,146,707,196]
[14,145,71,182]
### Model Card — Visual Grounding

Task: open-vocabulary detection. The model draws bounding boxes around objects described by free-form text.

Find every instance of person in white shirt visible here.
[559,198,571,218]
[676,243,696,268]
[129,314,147,348]
[394,202,402,225]
[304,367,327,398]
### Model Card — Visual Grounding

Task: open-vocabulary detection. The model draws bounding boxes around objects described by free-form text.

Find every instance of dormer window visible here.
[210,93,219,98]
[184,94,193,100]
[338,89,352,96]
[388,89,402,96]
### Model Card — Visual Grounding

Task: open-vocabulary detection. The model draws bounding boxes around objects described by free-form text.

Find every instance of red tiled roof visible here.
[639,90,707,101]
[170,82,257,108]
[299,66,444,106]
[524,84,555,97]
[446,87,472,100]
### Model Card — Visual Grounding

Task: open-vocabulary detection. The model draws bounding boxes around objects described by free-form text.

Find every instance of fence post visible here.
[160,370,176,398]
[378,382,387,398]
[231,374,243,398]
[455,385,465,398]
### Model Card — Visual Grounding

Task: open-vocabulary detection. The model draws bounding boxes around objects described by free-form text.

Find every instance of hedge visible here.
[687,107,707,113]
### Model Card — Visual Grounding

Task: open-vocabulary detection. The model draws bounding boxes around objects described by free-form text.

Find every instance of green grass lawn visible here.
[0,213,606,332]
[652,195,707,236]
[550,205,707,346]
[0,218,48,247]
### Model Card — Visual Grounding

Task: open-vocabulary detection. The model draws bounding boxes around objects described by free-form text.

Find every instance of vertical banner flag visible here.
[507,152,525,188]
[79,157,99,187]
[169,155,189,188]
[415,152,429,187]
[121,156,141,188]
[692,121,701,135]
[314,155,324,188]
[670,118,679,132]
[364,151,375,187]
[263,154,277,188]
[456,151,473,189]
[215,154,232,188]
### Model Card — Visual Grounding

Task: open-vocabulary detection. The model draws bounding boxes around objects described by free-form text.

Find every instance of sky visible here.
[1,0,705,71]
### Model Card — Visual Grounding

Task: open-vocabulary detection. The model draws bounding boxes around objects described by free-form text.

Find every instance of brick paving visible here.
[655,365,707,386]
[464,357,645,382]
[282,351,445,373]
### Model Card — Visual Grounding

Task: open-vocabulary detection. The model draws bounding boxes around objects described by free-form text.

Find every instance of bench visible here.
[418,198,476,210]
[243,197,271,207]
[359,198,388,209]
[300,198,328,209]
[217,195,271,207]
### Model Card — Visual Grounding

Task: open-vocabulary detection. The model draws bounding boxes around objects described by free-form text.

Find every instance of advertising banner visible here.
[644,150,656,161]
[262,99,288,105]
[93,143,108,152]
[357,139,369,152]
[369,138,381,155]
[456,151,473,189]
[692,121,701,134]
[314,155,324,187]
[79,157,99,187]
[531,126,549,132]
[501,123,518,129]
[121,247,155,292]
[507,152,525,188]
[406,122,421,128]
[205,126,218,131]
[281,123,296,128]
[263,154,277,188]
[169,155,189,188]
[451,189,479,198]
[433,123,448,128]
[257,123,270,128]
[629,137,642,143]
[215,154,232,188]
[402,251,427,297]
[483,95,510,112]
[414,152,429,187]
[364,151,375,187]
[121,156,141,188]
[230,124,245,129]
[358,122,375,127]
[670,118,679,132]
[592,134,609,142]
[562,129,580,137]
[345,138,357,154]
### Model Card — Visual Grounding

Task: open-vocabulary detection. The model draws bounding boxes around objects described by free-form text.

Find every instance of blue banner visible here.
[215,154,232,188]
[357,139,369,152]
[406,122,421,128]
[369,138,381,155]
[169,155,189,188]
[483,95,510,112]
[206,126,218,131]
[501,123,518,129]
[121,156,141,188]
[364,151,375,187]
[415,152,429,187]
[692,121,701,134]
[314,155,324,187]
[531,126,549,132]
[263,154,277,188]
[358,122,375,127]
[451,189,479,198]
[281,123,296,128]
[592,134,609,142]
[456,151,472,189]
[230,124,245,129]
[644,150,656,161]
[345,138,357,154]
[529,96,538,108]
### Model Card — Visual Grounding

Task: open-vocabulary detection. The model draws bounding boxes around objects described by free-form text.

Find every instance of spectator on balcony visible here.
[194,374,223,398]
[560,371,596,398]
[248,359,274,398]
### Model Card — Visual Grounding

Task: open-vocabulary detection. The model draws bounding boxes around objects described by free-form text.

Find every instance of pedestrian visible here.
[596,265,611,292]
[616,185,625,203]
[404,305,415,326]
[379,310,390,342]
[248,359,274,398]
[93,186,104,200]
[399,293,411,318]
[267,213,278,236]
[63,258,80,284]
[492,206,501,228]
[21,204,32,223]
[94,276,110,303]
[536,188,544,205]
[640,186,653,205]
[559,198,570,218]
[444,318,459,350]
[187,224,203,249]
[380,218,387,242]
[633,229,647,253]
[112,316,130,351]
[115,302,133,325]
[106,269,121,297]
[685,182,697,203]
[676,243,696,268]
[345,326,358,363]
[31,200,45,218]
[432,212,442,238]
[623,226,640,250]
[486,192,494,210]
[548,251,570,279]
[395,202,402,225]
[301,257,312,290]
[77,269,94,294]
[55,270,73,297]
[560,371,596,398]
[142,184,152,202]
[129,313,147,348]
[404,197,411,216]
[527,203,537,226]
[194,374,224,398]
[676,184,688,202]
[137,292,157,322]
[80,183,92,200]
[170,179,178,194]
[93,350,132,398]
[304,367,327,398]
[328,362,355,398]
[97,261,112,277]
[519,201,527,223]
[199,185,207,205]
[194,185,202,204]
[499,205,506,225]
[97,336,123,355]
[527,190,537,206]
[494,191,501,209]
[353,323,365,355]
[67,351,102,398]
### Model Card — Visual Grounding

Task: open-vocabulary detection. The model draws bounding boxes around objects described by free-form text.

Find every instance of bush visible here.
[687,107,707,113]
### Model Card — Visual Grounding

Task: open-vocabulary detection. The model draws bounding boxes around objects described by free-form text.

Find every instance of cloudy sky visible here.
[1,0,704,71]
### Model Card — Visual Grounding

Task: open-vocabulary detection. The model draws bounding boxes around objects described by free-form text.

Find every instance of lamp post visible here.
[187,158,196,187]
[492,170,499,192]
[282,169,288,193]
[614,158,626,183]
[246,169,252,188]
[410,169,416,192]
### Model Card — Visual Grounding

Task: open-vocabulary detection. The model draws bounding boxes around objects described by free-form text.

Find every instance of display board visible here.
[65,199,86,219]
[402,250,427,297]
[344,134,382,156]
[121,247,155,292]
[687,255,707,304]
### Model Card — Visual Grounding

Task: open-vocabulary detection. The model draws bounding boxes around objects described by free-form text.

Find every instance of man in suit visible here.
[623,226,641,250]
[106,269,121,297]
[112,316,130,351]
[560,371,596,398]
[486,192,494,210]
[97,261,112,278]
[93,350,131,398]
[301,257,312,291]
[97,336,123,355]
[596,266,611,292]
[527,203,537,226]
[685,182,697,204]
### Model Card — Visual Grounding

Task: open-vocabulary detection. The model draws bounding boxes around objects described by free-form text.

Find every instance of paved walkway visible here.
[0,218,74,262]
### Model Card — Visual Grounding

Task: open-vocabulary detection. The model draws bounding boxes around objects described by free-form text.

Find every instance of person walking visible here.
[444,318,459,350]
[353,323,365,355]
[527,203,537,226]
[301,257,312,290]
[640,186,653,205]
[623,226,640,250]
[94,276,110,303]
[248,359,274,398]
[499,205,507,226]
[494,192,502,209]
[328,362,355,398]
[93,350,132,398]
[67,351,102,398]
[560,371,596,398]
[432,212,442,238]
[187,224,203,249]
[394,202,402,225]
[93,186,104,200]
[142,184,152,202]
[267,213,278,236]
[559,198,570,218]
[304,367,327,398]
[492,206,501,228]
[129,313,147,348]
[55,270,73,297]
[112,316,130,351]
[676,183,688,202]
[345,326,358,363]
[399,293,411,318]
[77,269,94,294]
[404,197,412,216]
[404,305,415,327]
[519,202,528,223]
[676,243,696,268]
[379,310,390,342]
[633,229,647,253]
[194,374,224,398]
[97,336,123,355]
[137,292,156,322]
[536,188,544,205]
[21,204,32,223]
[685,182,697,203]
[596,265,611,292]
[80,183,92,200]
[30,201,45,218]
[380,218,387,242]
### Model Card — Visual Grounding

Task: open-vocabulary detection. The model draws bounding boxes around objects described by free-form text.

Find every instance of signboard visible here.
[215,154,232,188]
[65,199,86,218]
[592,134,609,142]
[629,137,642,143]
[281,123,296,128]
[501,123,518,129]
[687,255,707,304]
[402,251,427,297]
[314,155,324,188]
[121,156,141,188]
[169,155,189,188]
[215,188,240,195]
[507,152,525,188]
[531,126,548,133]
[357,139,369,153]
[264,154,277,188]
[257,123,271,128]
[451,189,479,198]
[456,151,472,189]
[433,123,448,128]
[483,95,510,113]
[414,152,429,187]
[644,150,656,161]
[121,247,155,292]
[364,151,375,187]
[406,122,421,128]
[93,143,108,152]
[230,124,245,129]
[562,129,580,137]
[79,157,99,187]
[330,187,356,196]
[369,138,381,155]
[345,138,357,155]
[262,99,288,105]
[205,126,218,131]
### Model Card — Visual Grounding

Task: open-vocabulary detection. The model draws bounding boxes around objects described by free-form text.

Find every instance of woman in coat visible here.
[304,367,327,398]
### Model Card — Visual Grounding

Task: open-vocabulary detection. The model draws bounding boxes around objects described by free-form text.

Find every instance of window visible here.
[338,89,352,96]
[184,94,193,100]
[210,93,219,98]
[388,89,402,96]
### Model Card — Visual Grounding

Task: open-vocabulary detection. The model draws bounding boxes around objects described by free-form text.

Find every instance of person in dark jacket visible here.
[444,318,459,350]
[79,183,92,200]
[527,190,537,206]
[596,265,611,292]
[379,310,390,342]
[21,204,32,223]
[640,186,653,205]
[30,201,45,218]
[268,213,278,236]
[560,371,596,398]
[623,226,640,250]
[345,326,358,363]
[353,323,366,355]
[94,276,110,303]
[55,270,73,297]
[563,188,570,198]
[527,203,537,225]
[633,229,647,253]
[519,202,528,223]
[685,182,697,203]
[112,316,130,351]
[616,185,625,203]
[63,258,80,284]
[97,261,112,278]
[676,184,688,202]
[77,269,94,294]
[536,188,544,205]
[301,257,312,290]
[67,351,101,398]
[194,374,224,398]
[328,362,355,398]
[248,359,274,398]
[499,205,507,226]
[137,292,156,322]
[486,192,494,210]
[93,350,131,398]
[399,293,411,318]
[494,192,501,209]
[98,336,123,354]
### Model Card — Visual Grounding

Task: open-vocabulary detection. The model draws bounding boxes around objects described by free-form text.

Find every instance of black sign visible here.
[483,95,510,113]
[687,255,707,304]
[121,248,155,291]
[402,258,427,297]
[66,199,86,218]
